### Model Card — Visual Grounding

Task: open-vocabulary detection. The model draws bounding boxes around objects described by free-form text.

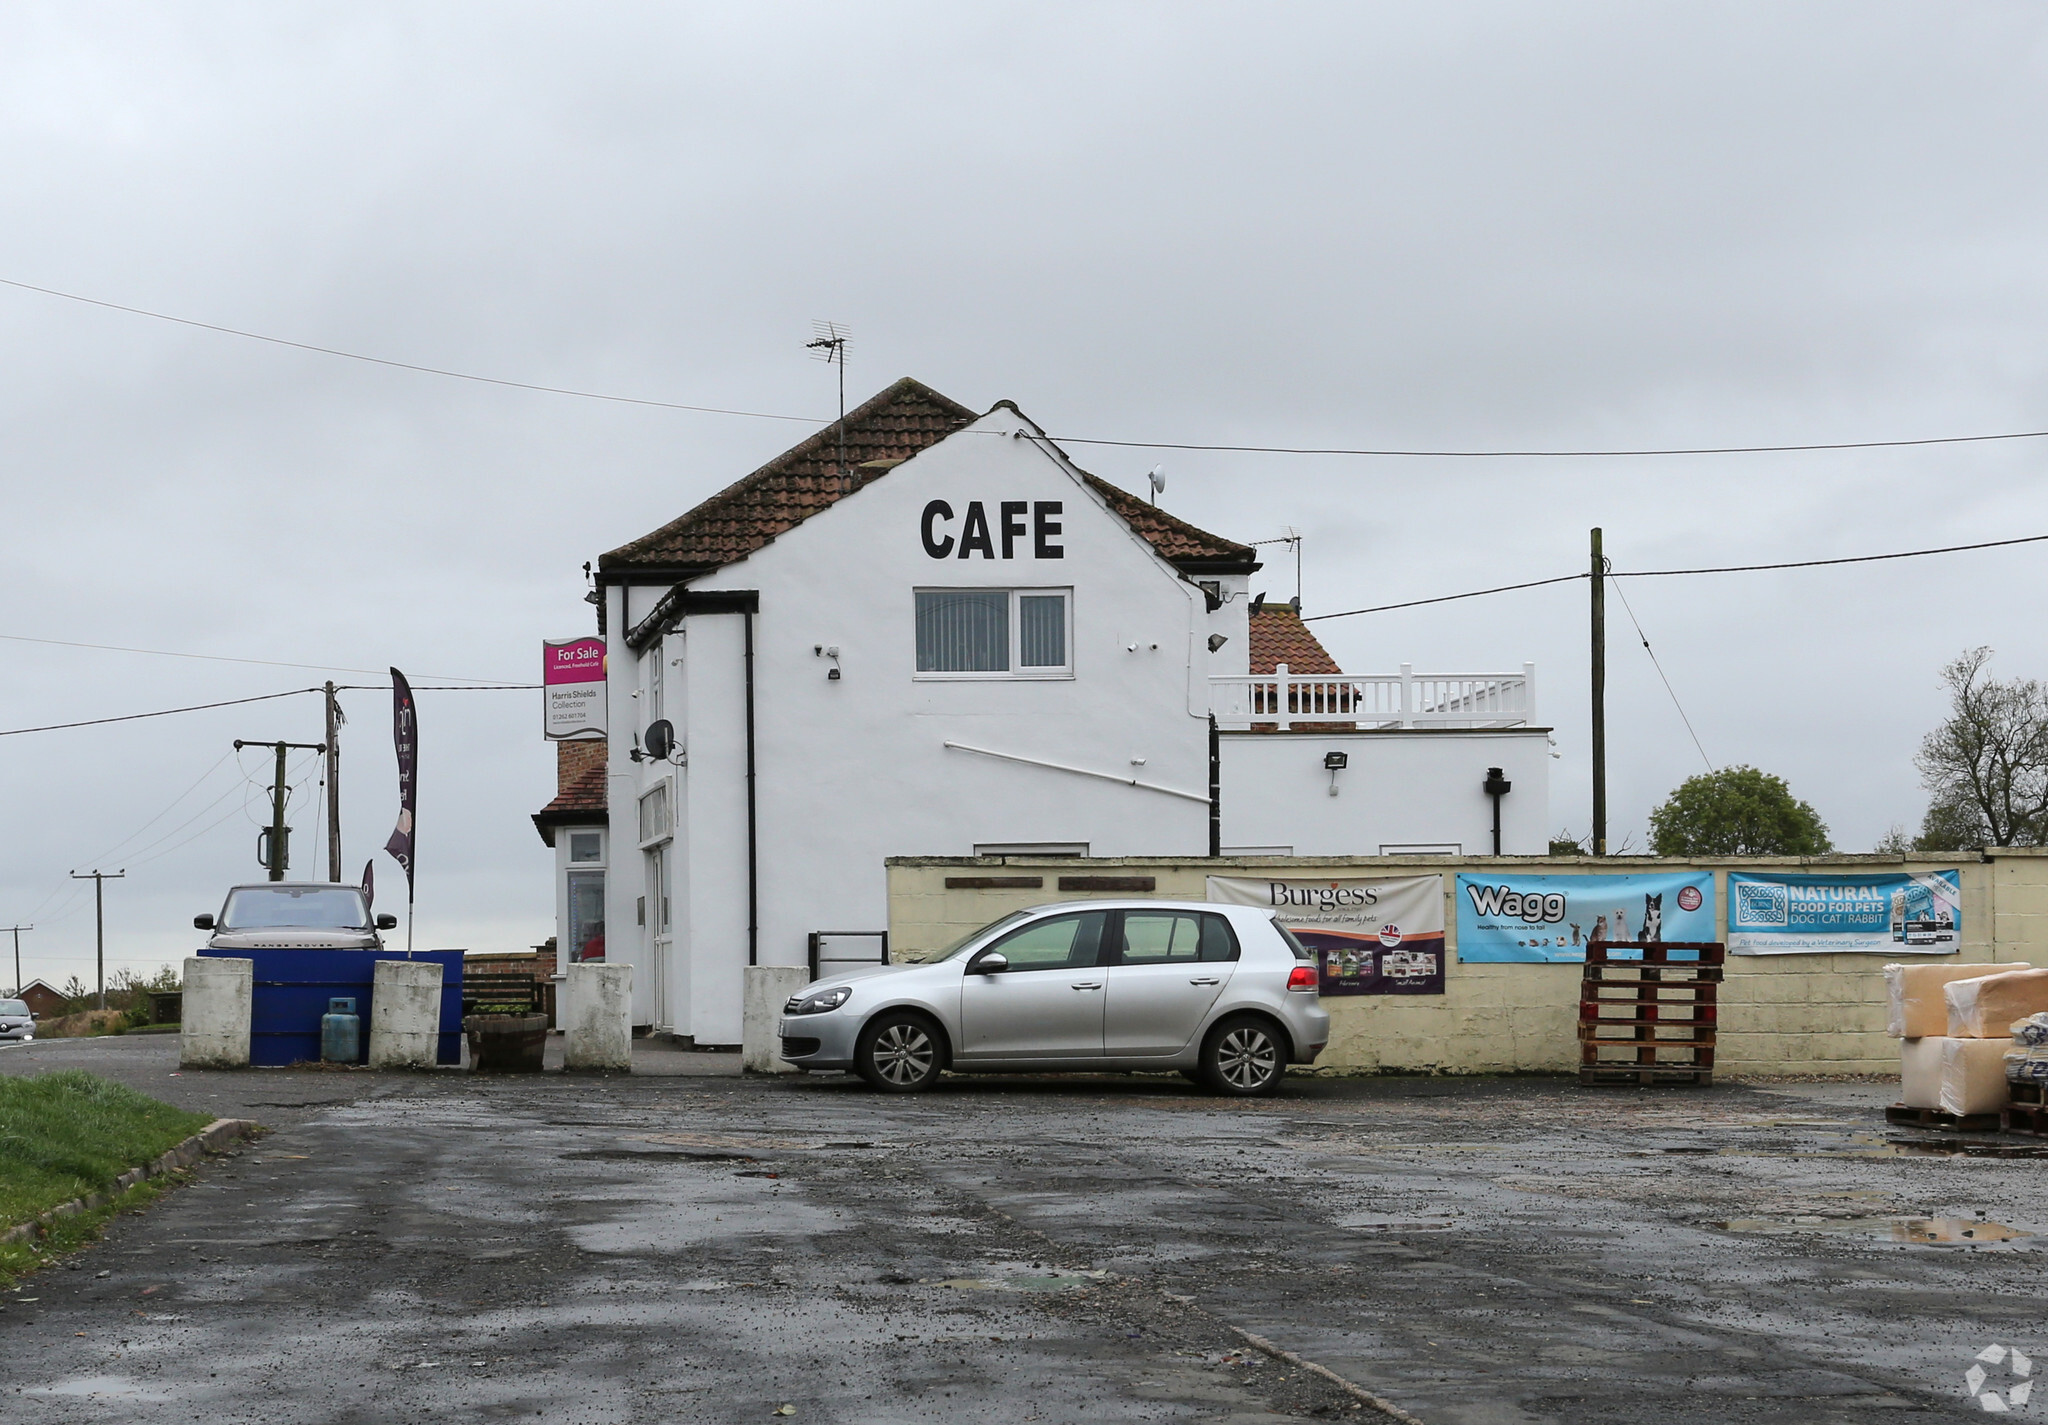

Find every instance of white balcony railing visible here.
[1210,662,1536,731]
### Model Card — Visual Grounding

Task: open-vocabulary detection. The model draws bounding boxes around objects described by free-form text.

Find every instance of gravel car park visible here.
[778,899,1330,1095]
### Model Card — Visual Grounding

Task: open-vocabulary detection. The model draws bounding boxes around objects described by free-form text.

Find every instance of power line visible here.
[0,687,319,737]
[0,276,821,424]
[10,272,2048,461]
[0,632,527,685]
[1041,428,2048,459]
[1610,531,2048,578]
[1306,530,2048,622]
[1608,575,1713,774]
[1304,574,1586,622]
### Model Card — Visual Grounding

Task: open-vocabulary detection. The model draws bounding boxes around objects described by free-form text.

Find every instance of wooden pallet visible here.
[2006,1102,2048,1136]
[2010,1080,2046,1107]
[1885,1103,2005,1133]
[1579,940,1724,1087]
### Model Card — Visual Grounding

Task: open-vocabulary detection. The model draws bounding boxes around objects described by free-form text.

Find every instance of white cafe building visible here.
[533,378,1549,1042]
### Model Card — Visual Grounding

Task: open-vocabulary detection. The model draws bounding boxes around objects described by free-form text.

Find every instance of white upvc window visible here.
[638,781,672,847]
[914,588,1072,679]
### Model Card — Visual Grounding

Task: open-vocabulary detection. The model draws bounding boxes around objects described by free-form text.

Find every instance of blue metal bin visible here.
[198,948,464,1066]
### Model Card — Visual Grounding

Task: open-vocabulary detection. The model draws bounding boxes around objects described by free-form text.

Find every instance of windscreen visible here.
[936,910,1034,961]
[220,886,371,931]
[0,1000,26,1015]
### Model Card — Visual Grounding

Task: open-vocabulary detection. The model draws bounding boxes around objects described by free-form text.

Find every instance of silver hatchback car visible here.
[778,900,1330,1095]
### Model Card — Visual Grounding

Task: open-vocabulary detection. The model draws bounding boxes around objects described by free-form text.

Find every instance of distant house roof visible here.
[532,740,608,846]
[598,376,1257,580]
[1248,605,1342,675]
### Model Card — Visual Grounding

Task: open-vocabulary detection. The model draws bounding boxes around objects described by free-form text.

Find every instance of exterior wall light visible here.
[1207,634,1228,652]
[1323,749,1347,797]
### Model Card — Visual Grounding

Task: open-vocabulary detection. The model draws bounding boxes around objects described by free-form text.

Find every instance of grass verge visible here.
[0,1070,213,1238]
[0,1173,184,1285]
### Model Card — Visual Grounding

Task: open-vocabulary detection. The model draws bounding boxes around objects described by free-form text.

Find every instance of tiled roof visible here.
[600,378,979,573]
[1248,605,1342,675]
[599,376,1258,576]
[1078,473,1258,570]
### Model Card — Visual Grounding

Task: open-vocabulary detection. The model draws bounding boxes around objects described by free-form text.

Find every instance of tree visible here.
[1913,647,2048,848]
[1648,766,1832,856]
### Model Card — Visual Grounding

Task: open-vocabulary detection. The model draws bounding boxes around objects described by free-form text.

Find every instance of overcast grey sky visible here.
[4,3,2046,988]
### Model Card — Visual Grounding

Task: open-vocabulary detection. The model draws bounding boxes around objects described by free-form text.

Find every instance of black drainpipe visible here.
[745,610,759,966]
[1483,766,1512,856]
[1208,714,1221,857]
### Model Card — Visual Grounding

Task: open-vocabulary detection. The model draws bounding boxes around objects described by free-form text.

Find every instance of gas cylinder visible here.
[321,996,360,1063]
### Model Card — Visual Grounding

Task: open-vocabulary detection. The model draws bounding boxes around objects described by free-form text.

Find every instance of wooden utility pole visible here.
[1590,527,1607,856]
[67,872,123,1010]
[324,682,343,883]
[3,924,29,997]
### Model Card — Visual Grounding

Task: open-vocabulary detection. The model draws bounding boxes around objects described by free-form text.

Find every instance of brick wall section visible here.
[885,852,2048,1076]
[557,738,606,794]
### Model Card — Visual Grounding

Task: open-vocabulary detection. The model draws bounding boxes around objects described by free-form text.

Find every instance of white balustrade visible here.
[1210,662,1535,730]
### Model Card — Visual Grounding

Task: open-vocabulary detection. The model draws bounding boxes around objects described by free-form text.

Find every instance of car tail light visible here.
[1287,965,1319,992]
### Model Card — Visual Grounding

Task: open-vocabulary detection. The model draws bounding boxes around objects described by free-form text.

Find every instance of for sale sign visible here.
[1207,874,1445,995]
[544,637,607,740]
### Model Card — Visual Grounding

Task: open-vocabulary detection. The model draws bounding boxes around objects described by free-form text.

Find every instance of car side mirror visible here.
[973,951,1008,974]
[376,913,398,930]
[29,1012,39,1021]
[193,914,215,930]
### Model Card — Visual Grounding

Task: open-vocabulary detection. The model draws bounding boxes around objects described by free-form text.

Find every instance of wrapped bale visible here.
[1886,963,2028,1038]
[2013,1012,2048,1048]
[1901,1036,2010,1116]
[2006,1047,2048,1085]
[1946,968,2048,1039]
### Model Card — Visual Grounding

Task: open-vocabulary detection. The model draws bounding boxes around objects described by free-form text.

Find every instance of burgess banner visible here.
[1727,870,1962,955]
[1455,871,1716,963]
[544,636,607,740]
[1207,875,1445,995]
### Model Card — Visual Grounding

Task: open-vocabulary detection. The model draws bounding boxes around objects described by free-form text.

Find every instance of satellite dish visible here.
[1147,465,1166,501]
[643,719,675,761]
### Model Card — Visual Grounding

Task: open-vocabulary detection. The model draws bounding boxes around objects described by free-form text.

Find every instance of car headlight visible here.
[785,986,852,1016]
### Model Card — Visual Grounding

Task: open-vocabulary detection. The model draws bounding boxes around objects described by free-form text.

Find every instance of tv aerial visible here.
[807,321,852,493]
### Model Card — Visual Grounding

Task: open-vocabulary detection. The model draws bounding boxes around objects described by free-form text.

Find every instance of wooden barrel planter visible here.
[464,1013,548,1073]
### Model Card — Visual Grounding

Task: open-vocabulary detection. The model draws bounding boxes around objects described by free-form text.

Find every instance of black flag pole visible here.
[382,668,418,953]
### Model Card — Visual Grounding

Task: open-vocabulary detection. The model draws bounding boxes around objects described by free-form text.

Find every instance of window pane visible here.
[1198,914,1239,962]
[986,912,1104,970]
[1120,913,1203,964]
[568,832,601,863]
[568,871,606,962]
[1019,594,1066,668]
[917,591,1009,672]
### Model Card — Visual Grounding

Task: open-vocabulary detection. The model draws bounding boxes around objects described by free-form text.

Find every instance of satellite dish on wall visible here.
[643,719,675,761]
[1147,465,1166,503]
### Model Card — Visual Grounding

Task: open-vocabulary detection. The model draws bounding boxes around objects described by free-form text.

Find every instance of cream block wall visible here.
[887,851,2048,1076]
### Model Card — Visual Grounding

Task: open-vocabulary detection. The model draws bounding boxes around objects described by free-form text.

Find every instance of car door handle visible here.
[1070,981,1102,990]
[1189,977,1220,985]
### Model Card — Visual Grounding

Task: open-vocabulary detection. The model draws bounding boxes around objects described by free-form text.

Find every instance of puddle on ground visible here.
[1717,1216,2033,1245]
[561,1149,758,1163]
[935,1270,1110,1292]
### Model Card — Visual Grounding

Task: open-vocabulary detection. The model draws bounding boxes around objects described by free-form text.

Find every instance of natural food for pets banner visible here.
[1454,871,1716,963]
[1207,874,1445,995]
[1727,870,1961,955]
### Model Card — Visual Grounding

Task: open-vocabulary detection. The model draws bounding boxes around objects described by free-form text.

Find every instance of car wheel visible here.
[855,1012,944,1093]
[1199,1016,1286,1097]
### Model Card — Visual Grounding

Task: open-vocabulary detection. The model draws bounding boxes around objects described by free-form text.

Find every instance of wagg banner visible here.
[1727,870,1961,955]
[1455,871,1715,963]
[544,636,607,740]
[1208,875,1445,995]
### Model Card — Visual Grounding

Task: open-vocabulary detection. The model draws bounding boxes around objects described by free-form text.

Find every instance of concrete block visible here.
[180,957,251,1069]
[743,966,811,1074]
[563,963,633,1072]
[368,959,442,1069]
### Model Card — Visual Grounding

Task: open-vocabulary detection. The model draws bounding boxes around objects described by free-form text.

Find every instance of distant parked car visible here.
[0,998,36,1042]
[777,900,1330,1096]
[194,883,399,951]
